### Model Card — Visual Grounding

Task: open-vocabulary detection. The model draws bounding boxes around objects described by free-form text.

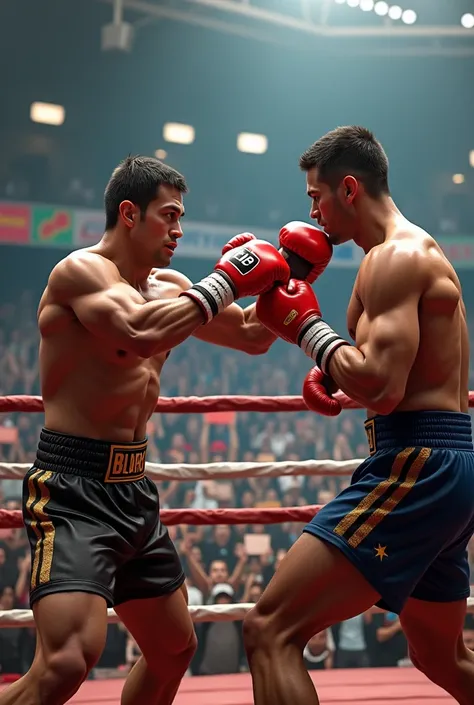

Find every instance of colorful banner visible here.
[0,203,31,243]
[169,221,362,268]
[0,200,473,269]
[73,208,105,246]
[175,221,277,257]
[32,206,73,246]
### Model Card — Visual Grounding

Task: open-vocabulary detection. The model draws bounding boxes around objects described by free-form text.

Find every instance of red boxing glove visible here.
[215,240,290,297]
[222,232,256,254]
[279,221,332,284]
[256,279,322,344]
[256,279,349,374]
[181,240,290,323]
[303,367,341,417]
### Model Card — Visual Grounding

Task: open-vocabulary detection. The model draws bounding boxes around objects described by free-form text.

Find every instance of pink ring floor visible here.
[1,667,451,703]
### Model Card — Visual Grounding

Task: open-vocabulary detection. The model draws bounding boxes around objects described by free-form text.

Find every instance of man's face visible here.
[215,594,233,605]
[214,525,230,544]
[306,167,357,246]
[0,587,14,609]
[171,433,185,450]
[125,184,185,267]
[190,546,202,564]
[209,560,229,584]
[249,585,263,603]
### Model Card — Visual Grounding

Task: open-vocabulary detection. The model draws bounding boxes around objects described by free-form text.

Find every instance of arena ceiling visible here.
[95,0,474,55]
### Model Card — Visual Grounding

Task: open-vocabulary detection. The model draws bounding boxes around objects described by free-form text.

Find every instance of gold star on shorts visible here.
[374,544,388,561]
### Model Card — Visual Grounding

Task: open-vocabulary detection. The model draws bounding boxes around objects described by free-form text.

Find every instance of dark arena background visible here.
[1,1,474,702]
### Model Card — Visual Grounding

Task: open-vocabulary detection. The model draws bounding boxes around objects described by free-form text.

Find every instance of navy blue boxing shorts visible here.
[304,411,474,614]
[22,429,185,607]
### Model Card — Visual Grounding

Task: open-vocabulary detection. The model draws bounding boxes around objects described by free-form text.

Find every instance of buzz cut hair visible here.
[299,126,390,197]
[104,155,188,230]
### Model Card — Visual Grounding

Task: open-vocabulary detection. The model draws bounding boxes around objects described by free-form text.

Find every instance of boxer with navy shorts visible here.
[247,126,474,705]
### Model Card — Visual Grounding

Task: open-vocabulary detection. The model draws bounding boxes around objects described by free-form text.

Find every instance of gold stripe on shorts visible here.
[26,470,55,589]
[347,448,431,548]
[26,469,44,589]
[333,447,414,540]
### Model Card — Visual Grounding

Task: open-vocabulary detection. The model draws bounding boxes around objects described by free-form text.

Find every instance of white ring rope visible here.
[0,458,363,482]
[0,603,256,628]
[1,599,473,629]
[3,456,472,630]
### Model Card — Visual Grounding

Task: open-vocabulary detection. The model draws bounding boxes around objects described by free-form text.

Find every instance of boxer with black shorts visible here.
[0,155,295,705]
[247,127,474,705]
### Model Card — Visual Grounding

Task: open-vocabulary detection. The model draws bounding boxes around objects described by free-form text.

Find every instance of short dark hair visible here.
[299,126,389,197]
[104,156,188,229]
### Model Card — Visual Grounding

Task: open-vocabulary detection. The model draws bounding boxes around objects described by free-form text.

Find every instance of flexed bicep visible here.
[47,252,205,358]
[357,295,420,391]
[72,282,146,349]
[47,254,149,352]
[328,246,426,414]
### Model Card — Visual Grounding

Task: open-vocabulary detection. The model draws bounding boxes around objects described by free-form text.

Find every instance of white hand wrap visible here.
[180,271,236,323]
[297,317,349,374]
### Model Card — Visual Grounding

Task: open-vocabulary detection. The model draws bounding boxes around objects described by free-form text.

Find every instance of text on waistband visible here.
[104,442,147,482]
[365,418,376,456]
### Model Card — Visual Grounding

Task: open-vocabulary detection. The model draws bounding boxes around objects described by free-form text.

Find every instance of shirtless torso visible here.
[0,157,288,705]
[38,248,274,441]
[2,231,279,705]
[38,252,190,441]
[243,126,474,705]
[248,217,474,705]
[346,220,470,417]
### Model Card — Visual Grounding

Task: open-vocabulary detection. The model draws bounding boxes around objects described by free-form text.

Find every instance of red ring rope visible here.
[2,393,474,414]
[0,506,321,530]
[0,394,354,413]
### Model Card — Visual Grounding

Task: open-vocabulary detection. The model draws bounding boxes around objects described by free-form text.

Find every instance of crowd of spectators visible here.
[1,290,474,680]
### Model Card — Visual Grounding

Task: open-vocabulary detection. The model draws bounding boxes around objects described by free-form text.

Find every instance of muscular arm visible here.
[328,248,424,415]
[181,541,212,596]
[228,546,248,591]
[157,269,276,354]
[195,302,277,354]
[47,253,206,359]
[376,618,402,643]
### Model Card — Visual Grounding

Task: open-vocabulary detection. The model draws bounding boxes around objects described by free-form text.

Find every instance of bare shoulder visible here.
[359,227,439,309]
[49,249,121,298]
[150,268,192,291]
[361,241,427,288]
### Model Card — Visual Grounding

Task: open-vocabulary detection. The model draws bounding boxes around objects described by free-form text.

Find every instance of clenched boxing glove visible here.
[256,279,349,374]
[221,232,256,254]
[256,279,322,344]
[279,221,332,283]
[181,240,290,323]
[302,367,341,417]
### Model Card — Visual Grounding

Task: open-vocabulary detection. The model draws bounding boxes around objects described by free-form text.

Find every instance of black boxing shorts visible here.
[22,428,185,607]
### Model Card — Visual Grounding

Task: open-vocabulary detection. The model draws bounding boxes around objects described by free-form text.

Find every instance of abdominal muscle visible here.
[40,312,167,443]
[39,268,182,443]
[357,305,466,420]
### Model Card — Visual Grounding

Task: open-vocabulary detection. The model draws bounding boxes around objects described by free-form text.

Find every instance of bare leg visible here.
[0,593,107,705]
[400,597,474,705]
[116,584,197,705]
[243,533,379,705]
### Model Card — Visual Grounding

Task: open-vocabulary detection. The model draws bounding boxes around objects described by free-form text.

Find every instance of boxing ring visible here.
[1,392,474,704]
[9,669,454,704]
